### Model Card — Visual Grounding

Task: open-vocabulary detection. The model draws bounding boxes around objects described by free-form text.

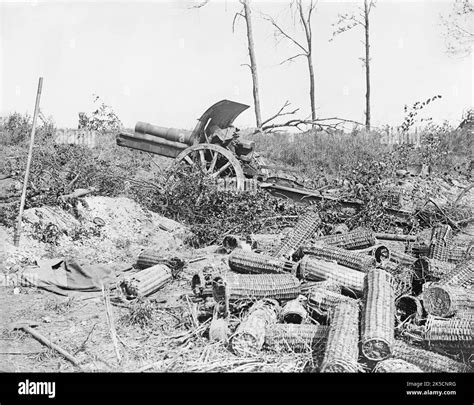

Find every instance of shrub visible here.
[130,165,304,247]
[0,112,56,146]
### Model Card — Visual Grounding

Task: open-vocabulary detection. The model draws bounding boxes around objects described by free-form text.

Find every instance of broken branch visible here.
[261,101,300,127]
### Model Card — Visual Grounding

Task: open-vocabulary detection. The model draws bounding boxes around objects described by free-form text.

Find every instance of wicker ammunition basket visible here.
[310,280,342,294]
[228,249,296,275]
[230,300,279,356]
[265,324,329,352]
[331,223,350,235]
[392,340,471,373]
[373,358,422,373]
[406,241,430,258]
[212,273,301,312]
[307,287,357,314]
[414,257,456,281]
[320,301,360,372]
[136,250,185,274]
[447,245,473,264]
[298,244,376,273]
[438,259,474,289]
[120,264,172,298]
[423,284,474,317]
[222,235,242,251]
[428,224,453,262]
[298,256,365,295]
[395,294,424,324]
[301,280,343,295]
[361,269,395,361]
[281,296,308,324]
[370,245,391,263]
[313,228,376,250]
[389,250,416,267]
[272,210,320,258]
[423,316,473,351]
[392,268,413,298]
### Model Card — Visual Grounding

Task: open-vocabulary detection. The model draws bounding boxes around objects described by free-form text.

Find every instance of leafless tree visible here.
[440,0,473,57]
[234,0,262,128]
[190,0,263,128]
[263,0,318,125]
[330,0,375,131]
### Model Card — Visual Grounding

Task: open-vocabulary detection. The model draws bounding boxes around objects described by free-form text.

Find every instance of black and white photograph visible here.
[0,0,472,400]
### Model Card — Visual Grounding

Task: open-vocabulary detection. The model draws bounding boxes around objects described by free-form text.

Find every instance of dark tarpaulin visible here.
[21,258,116,298]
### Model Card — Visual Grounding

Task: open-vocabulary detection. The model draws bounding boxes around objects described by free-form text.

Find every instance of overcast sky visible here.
[0,0,472,131]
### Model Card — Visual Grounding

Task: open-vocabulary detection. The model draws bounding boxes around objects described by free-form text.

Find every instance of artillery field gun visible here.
[116,99,411,222]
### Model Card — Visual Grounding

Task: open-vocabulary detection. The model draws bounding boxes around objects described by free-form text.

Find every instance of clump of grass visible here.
[43,298,75,315]
[120,298,155,328]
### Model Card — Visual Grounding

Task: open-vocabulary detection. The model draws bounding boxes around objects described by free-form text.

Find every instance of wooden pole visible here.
[13,77,43,247]
[20,325,80,366]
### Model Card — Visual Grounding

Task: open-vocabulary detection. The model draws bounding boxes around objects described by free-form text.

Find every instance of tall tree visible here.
[192,0,262,128]
[440,0,473,57]
[264,0,318,124]
[235,0,262,128]
[331,0,375,131]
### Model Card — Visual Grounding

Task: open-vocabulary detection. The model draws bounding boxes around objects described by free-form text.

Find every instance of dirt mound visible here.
[0,196,191,272]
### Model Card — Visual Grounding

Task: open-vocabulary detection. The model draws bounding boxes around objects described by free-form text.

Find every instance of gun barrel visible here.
[135,121,195,146]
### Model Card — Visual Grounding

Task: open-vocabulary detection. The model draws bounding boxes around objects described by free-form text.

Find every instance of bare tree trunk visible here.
[242,0,262,129]
[364,0,371,131]
[308,54,316,124]
[297,0,316,126]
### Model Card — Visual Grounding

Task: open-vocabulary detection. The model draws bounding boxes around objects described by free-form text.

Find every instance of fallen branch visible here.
[261,101,300,127]
[259,117,365,132]
[10,322,81,367]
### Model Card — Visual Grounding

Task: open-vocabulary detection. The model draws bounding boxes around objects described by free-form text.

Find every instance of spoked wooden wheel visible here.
[175,144,245,190]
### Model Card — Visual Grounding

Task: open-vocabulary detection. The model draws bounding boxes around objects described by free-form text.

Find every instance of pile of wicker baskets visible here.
[187,218,473,373]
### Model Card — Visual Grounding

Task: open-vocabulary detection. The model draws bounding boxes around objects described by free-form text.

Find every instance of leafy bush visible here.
[0,130,158,227]
[0,112,57,146]
[78,94,123,133]
[130,165,304,247]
